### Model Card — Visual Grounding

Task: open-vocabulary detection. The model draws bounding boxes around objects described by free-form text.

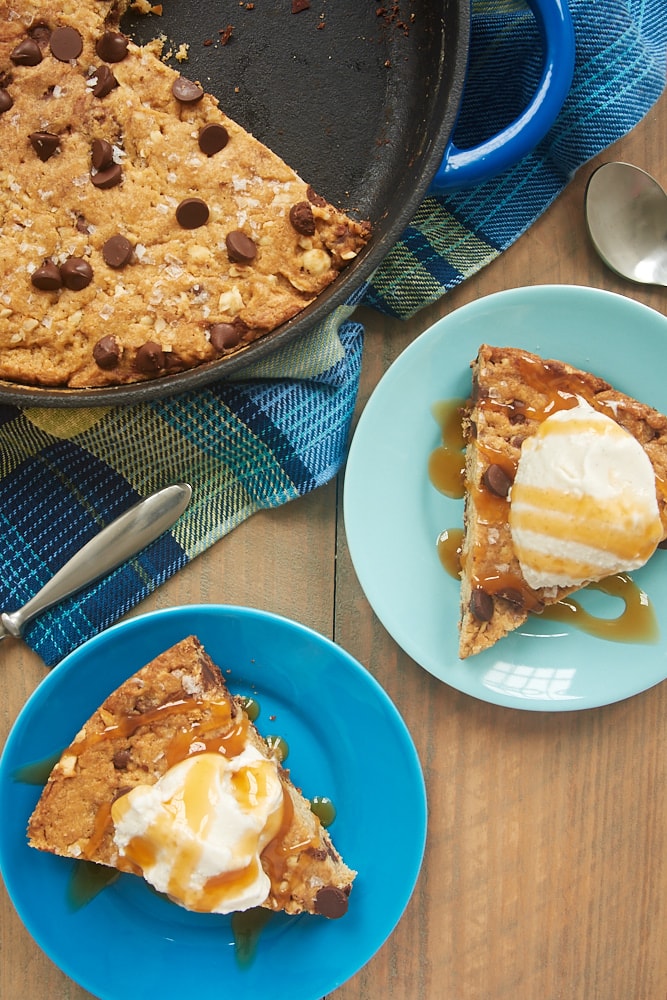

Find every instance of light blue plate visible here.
[344,285,667,711]
[0,606,426,999]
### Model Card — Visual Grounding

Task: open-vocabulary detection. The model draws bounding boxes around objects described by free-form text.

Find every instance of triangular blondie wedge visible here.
[28,635,355,918]
[458,345,667,658]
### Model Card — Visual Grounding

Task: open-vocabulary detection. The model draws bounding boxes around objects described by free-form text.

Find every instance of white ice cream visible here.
[111,746,284,914]
[509,397,662,590]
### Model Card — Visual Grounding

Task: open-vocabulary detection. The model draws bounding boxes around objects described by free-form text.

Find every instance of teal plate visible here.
[344,285,667,710]
[0,606,426,999]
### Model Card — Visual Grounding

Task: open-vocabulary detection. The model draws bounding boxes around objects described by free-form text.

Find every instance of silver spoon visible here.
[0,482,191,642]
[585,162,667,287]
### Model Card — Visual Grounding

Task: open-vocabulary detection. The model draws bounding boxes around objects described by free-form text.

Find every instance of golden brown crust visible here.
[458,345,667,659]
[0,1,370,388]
[27,635,356,917]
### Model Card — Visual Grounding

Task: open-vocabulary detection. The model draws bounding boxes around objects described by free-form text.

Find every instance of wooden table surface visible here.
[2,88,667,1000]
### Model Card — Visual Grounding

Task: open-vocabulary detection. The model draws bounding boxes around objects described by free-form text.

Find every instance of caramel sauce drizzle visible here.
[428,398,466,499]
[431,378,661,643]
[76,694,302,898]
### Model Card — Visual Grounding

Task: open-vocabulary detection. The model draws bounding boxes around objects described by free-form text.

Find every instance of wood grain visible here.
[2,88,667,1000]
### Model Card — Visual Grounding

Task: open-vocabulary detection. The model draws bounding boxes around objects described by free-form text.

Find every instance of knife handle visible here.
[1,483,191,639]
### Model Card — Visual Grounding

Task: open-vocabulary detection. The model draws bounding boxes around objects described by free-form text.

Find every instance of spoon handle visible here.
[1,483,192,639]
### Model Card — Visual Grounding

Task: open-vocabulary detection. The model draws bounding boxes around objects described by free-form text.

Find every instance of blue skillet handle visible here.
[429,0,575,193]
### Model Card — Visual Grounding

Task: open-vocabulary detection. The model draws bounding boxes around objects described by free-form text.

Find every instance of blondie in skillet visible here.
[0,1,370,388]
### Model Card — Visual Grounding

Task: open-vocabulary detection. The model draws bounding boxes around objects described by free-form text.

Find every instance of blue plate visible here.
[0,606,426,999]
[344,285,667,711]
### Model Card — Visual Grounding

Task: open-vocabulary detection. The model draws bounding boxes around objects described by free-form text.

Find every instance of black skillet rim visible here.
[0,3,469,407]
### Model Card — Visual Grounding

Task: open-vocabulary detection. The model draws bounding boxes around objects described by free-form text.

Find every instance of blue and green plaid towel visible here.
[1,0,665,667]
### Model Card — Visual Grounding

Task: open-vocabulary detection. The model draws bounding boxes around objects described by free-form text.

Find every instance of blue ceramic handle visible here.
[429,0,575,193]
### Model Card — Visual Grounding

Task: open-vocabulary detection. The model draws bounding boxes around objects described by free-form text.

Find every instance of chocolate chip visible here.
[90,64,118,99]
[313,885,349,919]
[198,122,229,156]
[75,214,91,234]
[172,76,204,103]
[29,131,59,161]
[306,847,329,862]
[469,587,494,623]
[289,200,316,236]
[496,587,524,609]
[93,335,121,369]
[175,197,209,229]
[134,341,166,374]
[102,234,133,268]
[226,230,257,264]
[61,257,93,290]
[0,89,13,113]
[10,39,43,66]
[95,31,129,63]
[209,322,242,352]
[482,463,513,498]
[306,185,326,207]
[29,24,51,46]
[91,138,114,170]
[31,260,62,291]
[49,26,83,61]
[658,538,667,550]
[112,748,131,769]
[91,162,122,189]
[111,785,133,803]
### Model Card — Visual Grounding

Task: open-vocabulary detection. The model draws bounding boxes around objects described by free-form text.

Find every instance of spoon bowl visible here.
[585,161,667,287]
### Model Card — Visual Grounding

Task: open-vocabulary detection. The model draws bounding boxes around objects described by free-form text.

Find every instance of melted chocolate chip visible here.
[49,26,83,62]
[112,748,131,770]
[0,89,13,114]
[91,138,114,170]
[209,322,242,352]
[10,39,43,66]
[482,463,513,498]
[93,335,121,369]
[171,76,204,103]
[29,24,51,46]
[134,341,166,374]
[469,587,494,623]
[175,197,209,229]
[306,847,329,862]
[75,214,91,234]
[95,31,129,63]
[313,885,349,919]
[61,257,93,290]
[29,131,59,161]
[496,587,525,609]
[226,230,257,264]
[289,200,316,236]
[91,162,122,189]
[102,234,133,268]
[306,185,326,207]
[31,260,62,291]
[198,122,229,156]
[90,64,118,99]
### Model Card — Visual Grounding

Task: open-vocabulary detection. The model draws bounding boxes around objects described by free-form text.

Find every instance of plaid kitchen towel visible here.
[1,0,665,667]
[365,0,667,317]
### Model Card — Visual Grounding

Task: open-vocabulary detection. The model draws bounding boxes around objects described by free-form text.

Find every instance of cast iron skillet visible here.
[0,0,574,406]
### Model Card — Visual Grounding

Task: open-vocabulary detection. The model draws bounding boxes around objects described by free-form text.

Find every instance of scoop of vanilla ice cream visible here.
[111,746,284,914]
[509,397,662,590]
